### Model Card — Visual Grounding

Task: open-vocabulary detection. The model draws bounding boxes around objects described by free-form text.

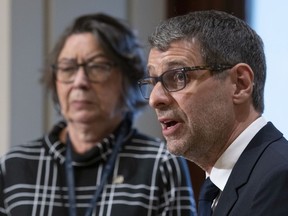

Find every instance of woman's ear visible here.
[231,63,254,104]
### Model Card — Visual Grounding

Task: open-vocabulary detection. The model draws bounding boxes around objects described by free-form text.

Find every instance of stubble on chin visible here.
[165,137,189,157]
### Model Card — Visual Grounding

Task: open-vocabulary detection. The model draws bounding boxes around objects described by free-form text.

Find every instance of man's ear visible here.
[231,63,254,104]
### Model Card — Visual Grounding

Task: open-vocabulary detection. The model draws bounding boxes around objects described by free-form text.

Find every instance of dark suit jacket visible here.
[213,122,288,216]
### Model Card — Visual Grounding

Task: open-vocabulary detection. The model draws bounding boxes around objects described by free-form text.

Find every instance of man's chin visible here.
[166,140,185,156]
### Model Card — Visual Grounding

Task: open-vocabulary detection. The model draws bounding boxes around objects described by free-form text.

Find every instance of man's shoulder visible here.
[254,121,288,159]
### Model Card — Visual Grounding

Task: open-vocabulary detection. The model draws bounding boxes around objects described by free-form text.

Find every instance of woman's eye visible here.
[60,65,76,72]
[88,64,102,70]
[88,63,112,72]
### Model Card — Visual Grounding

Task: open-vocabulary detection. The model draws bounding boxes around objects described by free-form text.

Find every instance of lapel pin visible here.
[113,175,124,184]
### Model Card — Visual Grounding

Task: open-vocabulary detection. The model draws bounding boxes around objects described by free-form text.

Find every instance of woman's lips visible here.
[70,100,93,109]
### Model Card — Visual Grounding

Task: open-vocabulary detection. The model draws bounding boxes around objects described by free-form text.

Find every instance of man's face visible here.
[147,40,235,164]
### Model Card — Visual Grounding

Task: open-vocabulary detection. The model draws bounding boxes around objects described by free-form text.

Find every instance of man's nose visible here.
[149,82,170,108]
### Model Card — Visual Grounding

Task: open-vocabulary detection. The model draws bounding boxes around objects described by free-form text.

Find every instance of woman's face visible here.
[56,33,124,127]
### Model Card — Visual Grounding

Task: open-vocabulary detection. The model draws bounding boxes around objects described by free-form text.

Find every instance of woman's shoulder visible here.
[129,129,164,146]
[0,138,44,161]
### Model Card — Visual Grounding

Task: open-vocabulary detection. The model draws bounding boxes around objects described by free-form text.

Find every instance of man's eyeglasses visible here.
[137,65,233,100]
[52,61,116,84]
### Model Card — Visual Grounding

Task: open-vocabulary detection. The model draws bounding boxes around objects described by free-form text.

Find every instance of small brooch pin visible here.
[113,175,124,184]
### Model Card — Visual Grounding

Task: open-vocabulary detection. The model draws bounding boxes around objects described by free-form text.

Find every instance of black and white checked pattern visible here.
[0,121,196,216]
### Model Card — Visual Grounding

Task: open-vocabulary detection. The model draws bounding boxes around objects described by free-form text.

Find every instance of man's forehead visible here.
[147,41,202,74]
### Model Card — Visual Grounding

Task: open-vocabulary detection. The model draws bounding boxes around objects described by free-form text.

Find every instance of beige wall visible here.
[0,0,11,154]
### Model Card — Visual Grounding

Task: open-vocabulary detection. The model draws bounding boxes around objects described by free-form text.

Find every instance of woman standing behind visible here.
[0,13,196,216]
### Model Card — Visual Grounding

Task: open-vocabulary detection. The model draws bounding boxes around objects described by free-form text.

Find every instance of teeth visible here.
[161,121,176,129]
[160,121,168,129]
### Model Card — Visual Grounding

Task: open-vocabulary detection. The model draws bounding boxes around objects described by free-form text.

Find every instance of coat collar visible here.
[213,122,283,215]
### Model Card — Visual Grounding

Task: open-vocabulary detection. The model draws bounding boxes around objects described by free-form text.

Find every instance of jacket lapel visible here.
[213,122,283,215]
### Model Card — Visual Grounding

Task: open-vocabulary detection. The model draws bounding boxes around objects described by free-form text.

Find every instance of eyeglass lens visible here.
[139,69,186,99]
[55,62,114,83]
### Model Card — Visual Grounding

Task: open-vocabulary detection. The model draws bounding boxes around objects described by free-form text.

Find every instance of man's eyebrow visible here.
[165,60,187,68]
[146,60,187,76]
[146,65,158,76]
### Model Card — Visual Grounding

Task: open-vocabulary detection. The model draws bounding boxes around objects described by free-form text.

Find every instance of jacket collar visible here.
[213,122,283,215]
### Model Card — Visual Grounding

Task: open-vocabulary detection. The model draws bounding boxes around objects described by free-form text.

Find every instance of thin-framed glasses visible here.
[52,61,116,84]
[137,65,233,99]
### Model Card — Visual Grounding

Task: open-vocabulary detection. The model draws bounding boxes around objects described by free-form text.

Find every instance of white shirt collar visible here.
[209,116,267,190]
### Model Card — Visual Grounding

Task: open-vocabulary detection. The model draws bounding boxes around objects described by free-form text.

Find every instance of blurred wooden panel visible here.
[167,0,246,20]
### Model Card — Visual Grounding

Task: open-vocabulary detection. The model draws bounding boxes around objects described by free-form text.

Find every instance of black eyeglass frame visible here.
[51,61,116,84]
[137,65,233,100]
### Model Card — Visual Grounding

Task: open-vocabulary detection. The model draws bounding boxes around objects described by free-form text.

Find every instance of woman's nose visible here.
[72,66,90,87]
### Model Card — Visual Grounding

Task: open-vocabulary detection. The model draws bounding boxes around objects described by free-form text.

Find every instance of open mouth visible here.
[161,120,178,129]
